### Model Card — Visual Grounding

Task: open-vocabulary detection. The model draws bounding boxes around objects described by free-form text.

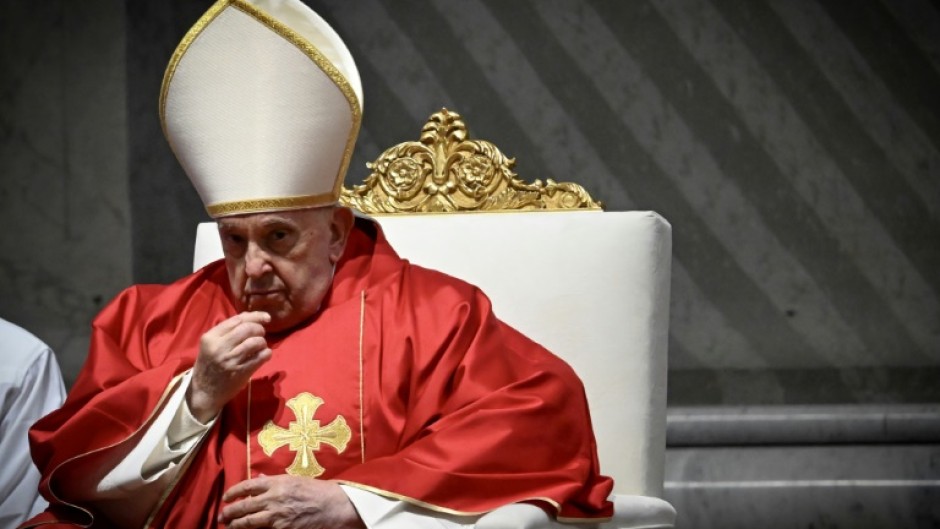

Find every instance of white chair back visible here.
[194,209,671,497]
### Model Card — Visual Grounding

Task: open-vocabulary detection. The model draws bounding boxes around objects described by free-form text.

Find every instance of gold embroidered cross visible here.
[257,392,352,477]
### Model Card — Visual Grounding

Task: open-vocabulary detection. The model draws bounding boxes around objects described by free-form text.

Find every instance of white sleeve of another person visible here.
[0,319,66,528]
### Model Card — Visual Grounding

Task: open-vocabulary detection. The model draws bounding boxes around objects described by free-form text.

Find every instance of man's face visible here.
[217,206,353,333]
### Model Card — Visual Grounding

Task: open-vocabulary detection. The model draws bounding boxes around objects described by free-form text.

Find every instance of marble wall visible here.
[3,0,938,405]
[0,1,130,387]
[120,0,940,407]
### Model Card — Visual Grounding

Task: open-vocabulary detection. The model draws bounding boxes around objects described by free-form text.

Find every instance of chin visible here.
[245,297,288,316]
[264,319,292,333]
[265,309,317,334]
[246,297,322,333]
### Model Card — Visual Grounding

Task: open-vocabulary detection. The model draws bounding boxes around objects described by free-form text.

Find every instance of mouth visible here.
[246,290,284,299]
[244,290,285,308]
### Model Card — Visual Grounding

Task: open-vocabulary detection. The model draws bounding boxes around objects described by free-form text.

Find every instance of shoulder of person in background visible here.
[0,317,67,527]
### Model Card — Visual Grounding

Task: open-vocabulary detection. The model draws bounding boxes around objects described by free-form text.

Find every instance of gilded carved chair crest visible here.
[340,109,602,213]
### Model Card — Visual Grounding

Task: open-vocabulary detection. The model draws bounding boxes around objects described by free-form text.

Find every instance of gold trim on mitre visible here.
[206,192,337,217]
[229,0,362,203]
[160,0,362,218]
[158,1,227,136]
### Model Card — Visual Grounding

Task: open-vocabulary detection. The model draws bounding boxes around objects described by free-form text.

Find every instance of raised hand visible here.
[187,311,272,423]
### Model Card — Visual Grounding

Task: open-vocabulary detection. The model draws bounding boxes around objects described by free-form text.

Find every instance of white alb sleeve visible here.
[340,484,479,529]
[85,370,214,528]
[97,369,213,495]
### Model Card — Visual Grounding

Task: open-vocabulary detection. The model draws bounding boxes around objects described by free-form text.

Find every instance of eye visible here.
[219,231,247,258]
[222,233,247,249]
[266,228,297,252]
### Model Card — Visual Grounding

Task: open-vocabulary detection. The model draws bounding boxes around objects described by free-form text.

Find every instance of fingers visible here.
[216,311,272,332]
[189,312,274,421]
[219,495,267,526]
[220,478,271,527]
[226,511,272,529]
[224,321,266,345]
[202,313,271,364]
[223,476,269,502]
[228,336,270,366]
[220,495,262,520]
[216,314,268,345]
[220,477,362,528]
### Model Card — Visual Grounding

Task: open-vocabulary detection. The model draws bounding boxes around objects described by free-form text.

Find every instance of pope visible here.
[20,1,613,528]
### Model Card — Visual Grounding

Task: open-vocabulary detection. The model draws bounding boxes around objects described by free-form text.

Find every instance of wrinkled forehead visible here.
[217,207,334,231]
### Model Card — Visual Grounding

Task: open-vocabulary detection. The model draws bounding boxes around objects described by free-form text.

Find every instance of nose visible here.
[244,242,273,278]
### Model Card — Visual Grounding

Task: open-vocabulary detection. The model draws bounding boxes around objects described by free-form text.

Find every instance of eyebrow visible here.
[259,217,297,229]
[218,216,298,230]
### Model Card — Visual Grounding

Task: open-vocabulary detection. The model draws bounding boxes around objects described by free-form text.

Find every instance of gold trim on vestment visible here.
[335,481,613,523]
[334,481,488,516]
[26,372,188,529]
[247,379,253,479]
[556,513,615,524]
[245,295,366,477]
[358,290,366,463]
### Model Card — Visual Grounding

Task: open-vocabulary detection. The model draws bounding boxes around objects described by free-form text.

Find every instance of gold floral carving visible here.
[340,109,602,213]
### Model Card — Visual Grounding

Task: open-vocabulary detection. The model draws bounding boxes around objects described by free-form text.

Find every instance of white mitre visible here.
[160,0,362,218]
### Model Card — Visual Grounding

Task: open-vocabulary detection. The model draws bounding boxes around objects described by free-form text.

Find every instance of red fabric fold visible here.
[22,220,612,528]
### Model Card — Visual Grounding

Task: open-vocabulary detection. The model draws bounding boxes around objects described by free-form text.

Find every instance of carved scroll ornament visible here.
[340,109,602,213]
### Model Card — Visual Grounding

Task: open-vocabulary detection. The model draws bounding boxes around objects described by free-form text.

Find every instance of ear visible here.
[327,206,355,264]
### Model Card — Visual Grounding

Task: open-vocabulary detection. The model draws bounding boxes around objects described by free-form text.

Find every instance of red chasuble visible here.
[23,220,614,528]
